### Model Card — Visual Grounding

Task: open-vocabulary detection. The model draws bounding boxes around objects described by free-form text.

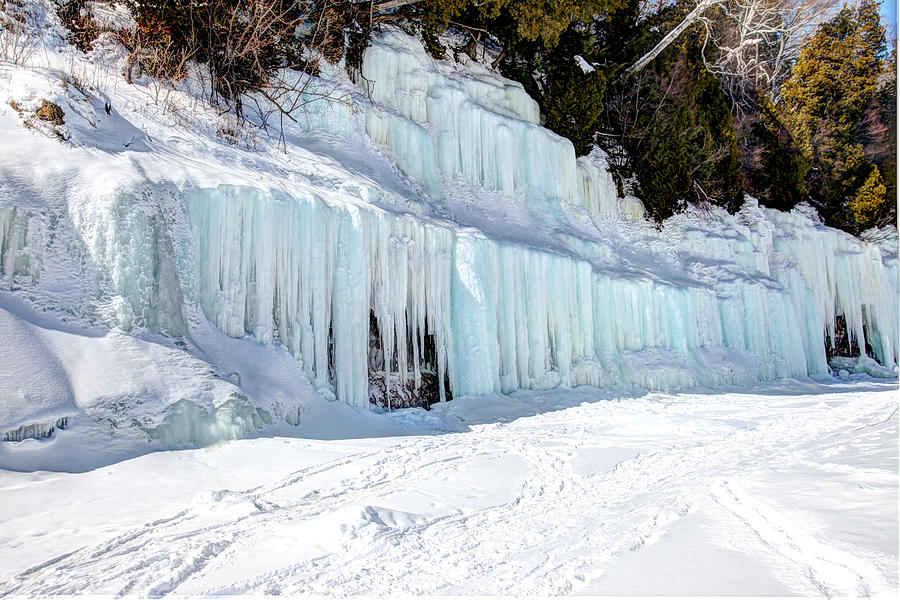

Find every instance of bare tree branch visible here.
[628,0,839,102]
[350,0,421,11]
[627,0,723,75]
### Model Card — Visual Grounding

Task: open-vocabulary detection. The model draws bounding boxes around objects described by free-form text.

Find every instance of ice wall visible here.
[666,202,898,376]
[1,29,896,416]
[356,31,624,220]
[770,211,899,368]
[0,196,184,335]
[0,206,43,285]
[3,193,896,411]
[179,185,888,408]
[576,149,644,221]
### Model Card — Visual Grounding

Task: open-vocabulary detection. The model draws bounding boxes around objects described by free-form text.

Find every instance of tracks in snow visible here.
[2,387,896,596]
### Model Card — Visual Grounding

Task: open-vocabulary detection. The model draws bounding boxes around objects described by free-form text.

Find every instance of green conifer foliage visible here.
[639,105,693,221]
[690,67,744,213]
[780,0,892,232]
[598,20,744,222]
[863,49,897,219]
[848,167,889,231]
[426,0,621,47]
[743,97,809,211]
[542,68,606,156]
[782,0,885,142]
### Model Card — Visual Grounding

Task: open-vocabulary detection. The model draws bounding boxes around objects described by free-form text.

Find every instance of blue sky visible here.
[882,0,897,33]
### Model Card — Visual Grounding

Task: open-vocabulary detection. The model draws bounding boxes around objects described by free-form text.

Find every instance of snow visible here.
[574,54,595,73]
[0,379,895,595]
[0,4,896,593]
[831,354,898,379]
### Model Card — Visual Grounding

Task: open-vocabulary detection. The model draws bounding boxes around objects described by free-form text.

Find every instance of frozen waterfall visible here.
[0,29,896,412]
[357,30,625,222]
[177,186,897,407]
[5,186,895,410]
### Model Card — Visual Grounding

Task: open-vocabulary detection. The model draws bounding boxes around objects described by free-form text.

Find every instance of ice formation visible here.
[772,212,898,368]
[0,29,897,417]
[3,417,68,442]
[357,31,625,221]
[4,186,896,410]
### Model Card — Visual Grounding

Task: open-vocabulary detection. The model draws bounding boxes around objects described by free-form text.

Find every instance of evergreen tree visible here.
[848,166,889,230]
[542,66,607,156]
[425,0,621,48]
[860,48,897,221]
[742,96,809,211]
[782,0,885,141]
[596,7,744,221]
[780,0,891,232]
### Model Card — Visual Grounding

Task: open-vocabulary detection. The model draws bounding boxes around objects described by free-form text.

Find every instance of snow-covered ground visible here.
[0,6,897,594]
[1,379,896,596]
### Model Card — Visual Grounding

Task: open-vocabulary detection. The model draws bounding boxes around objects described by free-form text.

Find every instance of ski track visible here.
[1,387,896,597]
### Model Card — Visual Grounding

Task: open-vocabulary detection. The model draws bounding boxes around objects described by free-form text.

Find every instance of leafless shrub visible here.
[56,0,103,52]
[0,0,40,65]
[35,98,64,124]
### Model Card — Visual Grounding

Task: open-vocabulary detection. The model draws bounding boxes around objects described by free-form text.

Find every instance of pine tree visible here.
[426,0,621,48]
[780,0,891,232]
[782,0,885,142]
[742,96,809,211]
[848,167,889,231]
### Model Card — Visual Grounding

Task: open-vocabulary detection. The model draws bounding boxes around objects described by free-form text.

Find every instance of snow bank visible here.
[0,301,74,429]
[830,355,897,379]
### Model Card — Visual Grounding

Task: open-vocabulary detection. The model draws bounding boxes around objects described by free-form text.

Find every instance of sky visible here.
[882,0,898,37]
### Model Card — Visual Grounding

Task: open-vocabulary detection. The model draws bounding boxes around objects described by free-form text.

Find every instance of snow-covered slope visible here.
[0,4,896,465]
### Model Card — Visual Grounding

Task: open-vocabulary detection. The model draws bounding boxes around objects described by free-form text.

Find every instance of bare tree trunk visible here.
[627,0,722,75]
[491,46,506,70]
[350,0,421,11]
[464,30,481,59]
[371,0,420,10]
[628,0,837,99]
